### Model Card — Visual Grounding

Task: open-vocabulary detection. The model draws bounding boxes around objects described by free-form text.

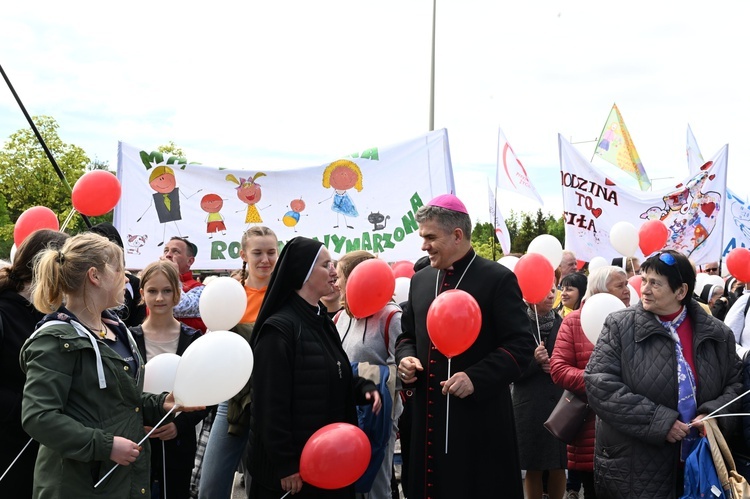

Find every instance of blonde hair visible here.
[240,226,278,286]
[337,250,376,317]
[139,260,182,307]
[322,160,363,192]
[32,233,123,314]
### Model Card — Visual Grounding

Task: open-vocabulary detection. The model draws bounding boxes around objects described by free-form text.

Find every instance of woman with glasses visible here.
[584,250,742,498]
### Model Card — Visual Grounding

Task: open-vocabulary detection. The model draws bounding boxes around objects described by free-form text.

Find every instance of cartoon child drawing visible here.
[598,123,619,152]
[137,151,202,246]
[200,193,227,238]
[281,198,307,232]
[226,172,267,224]
[320,159,363,229]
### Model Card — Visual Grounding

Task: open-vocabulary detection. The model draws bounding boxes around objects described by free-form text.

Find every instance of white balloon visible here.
[694,272,709,297]
[199,276,247,331]
[498,255,520,272]
[704,275,725,289]
[527,235,564,268]
[143,353,181,394]
[173,331,254,407]
[580,293,627,345]
[588,256,608,273]
[394,277,411,304]
[627,284,640,305]
[10,244,17,264]
[609,221,639,257]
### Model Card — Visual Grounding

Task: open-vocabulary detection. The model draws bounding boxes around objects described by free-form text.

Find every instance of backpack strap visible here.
[333,309,343,325]
[383,309,399,356]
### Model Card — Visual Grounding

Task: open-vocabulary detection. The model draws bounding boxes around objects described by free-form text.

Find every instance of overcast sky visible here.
[1,1,748,224]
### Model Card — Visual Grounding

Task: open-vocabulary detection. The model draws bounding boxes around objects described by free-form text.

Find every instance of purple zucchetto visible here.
[427,193,469,215]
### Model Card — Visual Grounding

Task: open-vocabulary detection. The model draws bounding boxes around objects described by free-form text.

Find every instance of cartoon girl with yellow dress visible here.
[226,172,266,224]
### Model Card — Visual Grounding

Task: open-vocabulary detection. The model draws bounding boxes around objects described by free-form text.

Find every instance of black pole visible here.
[0,63,92,228]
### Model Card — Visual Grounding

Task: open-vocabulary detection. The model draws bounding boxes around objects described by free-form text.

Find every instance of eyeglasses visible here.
[657,252,685,284]
[704,267,719,273]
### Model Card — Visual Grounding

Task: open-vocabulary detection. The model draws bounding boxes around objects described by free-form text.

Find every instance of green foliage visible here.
[0,116,90,251]
[0,192,11,259]
[472,210,565,261]
[157,141,185,157]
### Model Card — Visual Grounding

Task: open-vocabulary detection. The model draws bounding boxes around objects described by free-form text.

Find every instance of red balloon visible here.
[514,253,555,303]
[71,170,122,216]
[628,275,643,298]
[346,259,396,319]
[391,260,415,279]
[426,289,481,358]
[299,423,371,489]
[727,248,750,283]
[638,220,669,256]
[13,206,60,247]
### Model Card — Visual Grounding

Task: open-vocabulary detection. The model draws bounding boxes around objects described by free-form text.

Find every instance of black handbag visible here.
[543,390,589,444]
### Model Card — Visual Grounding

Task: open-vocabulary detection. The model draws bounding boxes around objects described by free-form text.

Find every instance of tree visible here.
[0,192,11,258]
[157,141,185,157]
[0,116,90,251]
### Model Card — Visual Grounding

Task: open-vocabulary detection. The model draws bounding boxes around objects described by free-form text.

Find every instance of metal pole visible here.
[0,63,92,228]
[429,0,436,132]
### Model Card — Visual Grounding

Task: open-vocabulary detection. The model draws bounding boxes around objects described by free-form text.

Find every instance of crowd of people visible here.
[2,193,750,499]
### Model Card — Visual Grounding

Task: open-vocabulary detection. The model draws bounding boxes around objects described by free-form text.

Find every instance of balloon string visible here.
[690,388,750,427]
[0,437,32,482]
[701,413,750,421]
[60,208,77,232]
[95,405,178,488]
[445,358,451,454]
[162,440,167,499]
[533,304,541,346]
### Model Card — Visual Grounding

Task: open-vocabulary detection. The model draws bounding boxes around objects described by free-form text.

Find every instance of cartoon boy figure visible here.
[321,159,363,229]
[200,193,227,238]
[149,166,182,223]
[137,151,202,245]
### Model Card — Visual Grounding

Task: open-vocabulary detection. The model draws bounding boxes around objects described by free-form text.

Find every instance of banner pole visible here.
[0,63,92,228]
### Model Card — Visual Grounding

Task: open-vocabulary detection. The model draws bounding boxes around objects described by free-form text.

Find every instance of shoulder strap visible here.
[383,309,398,356]
[333,309,343,324]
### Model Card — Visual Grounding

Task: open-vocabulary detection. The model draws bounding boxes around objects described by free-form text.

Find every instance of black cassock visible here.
[396,249,535,499]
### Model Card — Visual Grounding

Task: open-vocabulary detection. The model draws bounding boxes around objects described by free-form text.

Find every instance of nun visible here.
[247,237,381,499]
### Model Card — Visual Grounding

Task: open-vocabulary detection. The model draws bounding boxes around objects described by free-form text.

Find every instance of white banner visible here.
[487,181,511,255]
[722,189,750,259]
[496,127,543,205]
[559,135,727,266]
[114,130,454,270]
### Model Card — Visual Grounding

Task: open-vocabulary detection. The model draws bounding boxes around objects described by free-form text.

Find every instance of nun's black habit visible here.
[247,237,376,499]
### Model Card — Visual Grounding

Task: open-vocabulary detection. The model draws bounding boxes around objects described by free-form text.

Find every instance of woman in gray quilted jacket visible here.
[584,250,742,498]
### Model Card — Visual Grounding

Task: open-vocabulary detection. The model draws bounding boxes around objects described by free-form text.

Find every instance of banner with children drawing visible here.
[114,129,455,270]
[559,134,728,266]
[722,189,750,260]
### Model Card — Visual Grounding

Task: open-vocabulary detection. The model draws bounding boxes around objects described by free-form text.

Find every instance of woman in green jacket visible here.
[20,232,184,498]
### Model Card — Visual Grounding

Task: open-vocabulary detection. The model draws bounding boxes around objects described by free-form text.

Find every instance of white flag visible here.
[487,180,512,255]
[686,124,705,177]
[495,127,544,205]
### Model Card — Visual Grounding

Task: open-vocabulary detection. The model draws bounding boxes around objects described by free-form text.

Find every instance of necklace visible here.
[79,318,107,338]
[434,252,477,298]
